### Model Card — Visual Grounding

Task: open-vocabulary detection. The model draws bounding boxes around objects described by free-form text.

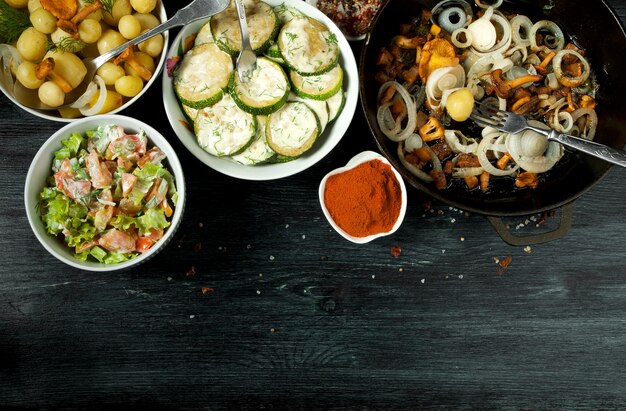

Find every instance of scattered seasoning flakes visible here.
[499,256,513,268]
[269,255,275,261]
[302,234,306,240]
[459,236,465,242]
[390,246,402,257]
[493,257,500,264]
[320,255,328,261]
[256,290,261,295]
[497,256,513,274]
[186,266,196,277]
[421,278,425,284]
[201,287,214,294]
[423,199,432,211]
[192,241,202,252]
[372,274,375,279]
[442,249,446,254]
[259,273,263,277]
[190,315,195,319]
[247,244,252,249]
[524,245,532,254]
[270,327,278,333]
[198,222,204,228]
[450,218,456,223]
[285,224,290,229]
[399,267,404,272]
[167,277,172,282]
[458,274,464,279]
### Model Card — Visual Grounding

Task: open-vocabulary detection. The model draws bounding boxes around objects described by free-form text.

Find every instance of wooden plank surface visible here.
[2,1,626,409]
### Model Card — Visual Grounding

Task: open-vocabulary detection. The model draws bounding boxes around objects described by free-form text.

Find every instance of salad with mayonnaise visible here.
[39,124,179,264]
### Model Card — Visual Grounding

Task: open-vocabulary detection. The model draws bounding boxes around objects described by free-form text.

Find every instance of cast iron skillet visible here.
[359,0,626,218]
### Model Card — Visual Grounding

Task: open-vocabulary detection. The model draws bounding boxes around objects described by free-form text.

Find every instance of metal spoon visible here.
[8,0,230,111]
[234,0,257,83]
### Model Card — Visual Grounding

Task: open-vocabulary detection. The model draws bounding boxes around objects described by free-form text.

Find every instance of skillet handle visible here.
[487,202,574,246]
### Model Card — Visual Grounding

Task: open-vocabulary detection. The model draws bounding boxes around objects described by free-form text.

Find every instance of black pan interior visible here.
[359,0,626,216]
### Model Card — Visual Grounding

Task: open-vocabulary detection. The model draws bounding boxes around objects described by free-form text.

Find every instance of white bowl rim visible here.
[0,1,168,123]
[319,150,408,244]
[161,0,359,181]
[24,114,186,272]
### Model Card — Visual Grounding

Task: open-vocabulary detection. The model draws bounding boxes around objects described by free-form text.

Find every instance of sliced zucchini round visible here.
[272,3,305,24]
[290,65,343,100]
[174,43,233,109]
[289,92,329,134]
[194,94,256,157]
[194,20,214,46]
[277,16,339,76]
[326,88,346,122]
[210,0,279,56]
[229,56,290,115]
[231,115,276,165]
[266,101,321,157]
[182,104,199,122]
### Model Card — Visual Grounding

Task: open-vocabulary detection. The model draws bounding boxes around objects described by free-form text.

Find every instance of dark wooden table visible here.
[2,1,626,409]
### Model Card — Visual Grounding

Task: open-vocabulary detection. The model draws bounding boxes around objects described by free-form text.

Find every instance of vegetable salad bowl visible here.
[162,0,358,180]
[24,114,186,272]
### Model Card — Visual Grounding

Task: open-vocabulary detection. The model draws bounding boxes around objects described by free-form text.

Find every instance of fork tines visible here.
[470,100,506,129]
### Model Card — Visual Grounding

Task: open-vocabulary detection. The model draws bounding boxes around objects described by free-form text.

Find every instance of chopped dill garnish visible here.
[47,36,85,53]
[0,1,31,44]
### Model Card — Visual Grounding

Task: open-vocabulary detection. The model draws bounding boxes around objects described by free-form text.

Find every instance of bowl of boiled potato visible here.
[0,0,167,122]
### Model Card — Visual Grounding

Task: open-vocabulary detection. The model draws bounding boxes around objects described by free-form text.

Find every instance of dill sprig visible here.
[0,1,31,44]
[98,0,116,17]
[47,36,85,53]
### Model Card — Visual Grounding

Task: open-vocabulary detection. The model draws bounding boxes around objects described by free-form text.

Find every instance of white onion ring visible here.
[425,65,465,111]
[0,44,22,90]
[529,20,565,53]
[510,15,533,47]
[471,12,512,56]
[475,0,503,9]
[452,166,484,178]
[506,122,563,173]
[444,129,478,154]
[79,75,107,117]
[405,133,423,152]
[553,49,591,88]
[376,81,416,142]
[451,28,473,48]
[570,108,598,140]
[477,133,519,176]
[70,80,98,109]
[467,7,496,51]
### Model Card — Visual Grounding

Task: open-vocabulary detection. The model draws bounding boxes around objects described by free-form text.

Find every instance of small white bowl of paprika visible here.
[319,151,407,244]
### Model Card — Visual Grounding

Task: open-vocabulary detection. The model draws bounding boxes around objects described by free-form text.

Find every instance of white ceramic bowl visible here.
[24,114,186,271]
[162,0,359,181]
[319,151,407,244]
[0,1,168,123]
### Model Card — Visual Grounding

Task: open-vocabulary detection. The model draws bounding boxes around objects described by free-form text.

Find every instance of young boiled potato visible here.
[29,8,57,34]
[78,0,102,20]
[138,32,163,57]
[78,18,102,43]
[5,0,28,8]
[118,14,142,39]
[97,29,126,55]
[115,75,144,97]
[27,0,41,12]
[97,62,126,85]
[51,28,85,52]
[133,12,160,30]
[445,88,475,122]
[130,0,156,14]
[16,27,48,62]
[41,50,87,88]
[38,81,65,107]
[102,0,132,26]
[16,61,45,89]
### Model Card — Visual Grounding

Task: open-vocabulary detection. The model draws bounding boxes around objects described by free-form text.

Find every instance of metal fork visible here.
[470,101,626,168]
[234,0,257,83]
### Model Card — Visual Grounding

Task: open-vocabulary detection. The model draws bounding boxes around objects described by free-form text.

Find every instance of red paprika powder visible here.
[324,159,402,238]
